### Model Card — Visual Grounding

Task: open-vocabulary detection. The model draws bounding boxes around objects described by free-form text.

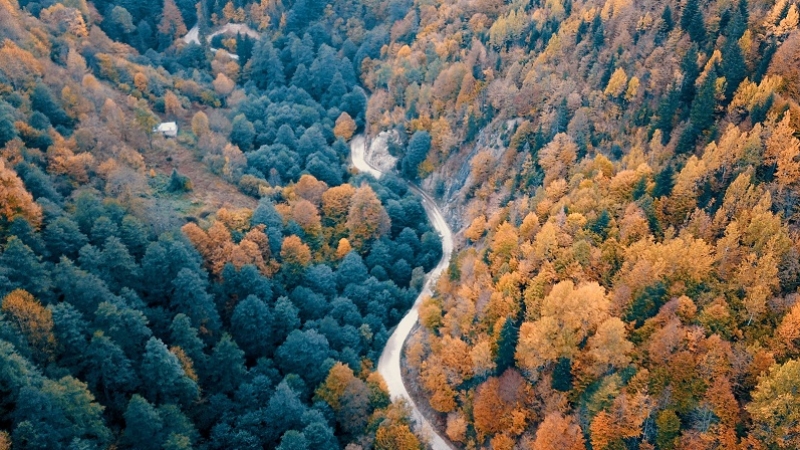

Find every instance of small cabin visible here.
[154,122,178,137]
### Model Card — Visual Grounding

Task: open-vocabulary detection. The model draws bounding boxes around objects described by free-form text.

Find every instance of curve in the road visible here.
[350,135,455,450]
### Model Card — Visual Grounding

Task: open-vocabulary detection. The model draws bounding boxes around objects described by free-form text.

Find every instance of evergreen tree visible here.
[90,216,119,246]
[680,45,700,104]
[119,215,150,260]
[13,376,112,449]
[273,297,301,344]
[336,252,369,289]
[231,295,273,358]
[169,314,206,372]
[592,14,605,49]
[722,12,747,100]
[275,330,333,387]
[50,302,89,370]
[93,300,152,359]
[8,217,46,257]
[249,40,285,90]
[140,337,199,406]
[157,404,198,447]
[495,317,518,374]
[43,216,89,258]
[401,131,431,180]
[230,114,256,152]
[123,395,164,450]
[656,6,674,44]
[680,0,706,43]
[84,332,141,408]
[277,431,308,450]
[0,237,50,299]
[551,357,573,391]
[30,83,72,129]
[205,334,247,395]
[98,236,140,292]
[689,71,717,135]
[263,381,307,444]
[291,64,312,91]
[170,268,221,335]
[52,257,116,314]
[322,72,348,109]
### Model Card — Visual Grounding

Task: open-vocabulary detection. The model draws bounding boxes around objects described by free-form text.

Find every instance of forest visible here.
[359,0,800,448]
[0,0,444,448]
[1,0,800,448]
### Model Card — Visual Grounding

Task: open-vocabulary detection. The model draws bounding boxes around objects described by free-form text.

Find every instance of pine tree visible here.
[140,337,199,406]
[171,268,221,335]
[230,295,273,358]
[84,332,141,407]
[123,395,165,450]
[680,0,706,43]
[551,357,573,391]
[206,334,247,394]
[169,313,206,371]
[0,238,51,299]
[655,88,680,143]
[249,40,284,90]
[722,12,747,99]
[495,317,518,374]
[656,6,674,44]
[402,131,431,180]
[689,71,717,135]
[653,165,675,198]
[680,45,700,104]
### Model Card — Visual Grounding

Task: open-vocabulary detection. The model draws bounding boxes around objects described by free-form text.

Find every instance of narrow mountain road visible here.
[350,136,455,450]
[182,24,260,60]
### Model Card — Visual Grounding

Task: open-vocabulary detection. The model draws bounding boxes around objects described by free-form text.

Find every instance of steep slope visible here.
[356,0,800,448]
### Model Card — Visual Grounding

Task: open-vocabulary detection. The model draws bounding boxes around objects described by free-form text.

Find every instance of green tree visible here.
[140,337,199,406]
[680,45,700,104]
[402,131,431,180]
[264,381,308,444]
[169,314,206,373]
[249,40,285,90]
[98,236,140,292]
[170,268,221,335]
[50,302,89,369]
[0,238,50,299]
[551,357,573,392]
[231,295,273,358]
[44,217,88,259]
[30,83,72,128]
[275,330,333,387]
[84,332,140,409]
[13,376,111,449]
[722,15,747,99]
[230,114,256,152]
[205,334,246,395]
[495,317,519,374]
[90,216,119,246]
[680,0,706,43]
[93,299,152,358]
[277,430,308,450]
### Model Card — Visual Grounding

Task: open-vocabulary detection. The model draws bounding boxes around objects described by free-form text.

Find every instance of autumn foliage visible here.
[0,159,42,228]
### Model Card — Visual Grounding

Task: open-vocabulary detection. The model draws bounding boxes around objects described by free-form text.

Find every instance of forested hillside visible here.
[0,0,445,448]
[356,0,800,448]
[2,0,800,448]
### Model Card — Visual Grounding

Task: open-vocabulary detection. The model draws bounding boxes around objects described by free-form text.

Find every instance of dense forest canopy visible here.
[0,0,799,448]
[358,0,800,449]
[0,0,445,448]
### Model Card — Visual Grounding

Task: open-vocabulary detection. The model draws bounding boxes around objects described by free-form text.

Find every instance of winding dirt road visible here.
[350,135,455,450]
